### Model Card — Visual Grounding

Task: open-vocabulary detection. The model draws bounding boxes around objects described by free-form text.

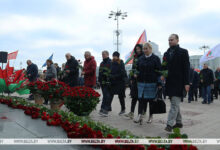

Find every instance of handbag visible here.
[151,88,166,114]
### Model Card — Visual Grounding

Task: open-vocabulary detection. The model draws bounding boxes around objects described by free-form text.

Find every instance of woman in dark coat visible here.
[109,51,127,115]
[134,42,161,125]
[125,44,143,119]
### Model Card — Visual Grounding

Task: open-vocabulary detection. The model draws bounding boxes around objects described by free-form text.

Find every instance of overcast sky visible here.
[0,0,220,69]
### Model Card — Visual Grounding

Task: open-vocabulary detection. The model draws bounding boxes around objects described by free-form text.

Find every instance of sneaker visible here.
[99,110,108,117]
[173,123,183,129]
[165,125,173,132]
[147,115,153,124]
[119,110,126,116]
[124,112,134,119]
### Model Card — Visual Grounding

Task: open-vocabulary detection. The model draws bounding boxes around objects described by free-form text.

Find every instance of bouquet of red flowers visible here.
[41,80,67,103]
[63,86,100,116]
[28,80,45,95]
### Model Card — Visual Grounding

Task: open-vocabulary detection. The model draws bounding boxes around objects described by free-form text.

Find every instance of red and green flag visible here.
[125,30,147,65]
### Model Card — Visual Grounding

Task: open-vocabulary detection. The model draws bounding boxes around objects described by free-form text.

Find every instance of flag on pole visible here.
[8,50,18,60]
[125,30,147,65]
[200,44,220,64]
[42,54,53,67]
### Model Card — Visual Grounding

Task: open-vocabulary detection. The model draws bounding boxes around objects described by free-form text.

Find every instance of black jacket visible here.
[110,60,127,96]
[137,54,161,84]
[193,71,199,88]
[64,56,79,87]
[130,52,143,99]
[189,68,194,84]
[215,70,220,80]
[162,45,190,97]
[98,57,112,86]
[27,63,38,82]
[200,68,214,86]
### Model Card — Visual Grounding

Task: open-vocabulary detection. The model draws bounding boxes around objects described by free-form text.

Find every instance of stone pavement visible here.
[0,104,95,150]
[90,89,220,150]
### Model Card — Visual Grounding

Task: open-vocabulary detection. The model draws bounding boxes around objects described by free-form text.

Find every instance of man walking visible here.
[200,63,214,104]
[161,34,190,132]
[98,51,112,117]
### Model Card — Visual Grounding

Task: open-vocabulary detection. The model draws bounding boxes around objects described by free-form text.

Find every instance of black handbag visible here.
[151,88,166,114]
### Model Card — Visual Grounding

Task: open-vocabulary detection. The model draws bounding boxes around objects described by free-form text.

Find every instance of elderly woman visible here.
[44,59,57,105]
[134,42,161,125]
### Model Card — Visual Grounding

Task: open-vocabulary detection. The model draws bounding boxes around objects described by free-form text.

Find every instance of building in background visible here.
[190,55,220,71]
[148,41,162,60]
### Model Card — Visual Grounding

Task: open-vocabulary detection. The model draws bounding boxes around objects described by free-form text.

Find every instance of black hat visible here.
[113,51,120,57]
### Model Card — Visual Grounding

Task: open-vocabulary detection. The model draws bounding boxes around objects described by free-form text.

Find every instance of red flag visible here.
[8,50,18,60]
[125,30,147,64]
[3,62,14,85]
[0,68,3,79]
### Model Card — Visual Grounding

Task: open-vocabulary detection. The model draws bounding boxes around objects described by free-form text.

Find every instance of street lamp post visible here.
[199,45,210,54]
[108,9,127,52]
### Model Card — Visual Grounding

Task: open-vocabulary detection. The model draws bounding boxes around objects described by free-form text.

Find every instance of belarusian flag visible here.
[200,43,220,64]
[125,30,147,65]
[8,50,18,60]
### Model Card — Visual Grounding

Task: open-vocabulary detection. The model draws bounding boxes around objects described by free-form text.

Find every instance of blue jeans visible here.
[100,86,112,111]
[202,85,211,103]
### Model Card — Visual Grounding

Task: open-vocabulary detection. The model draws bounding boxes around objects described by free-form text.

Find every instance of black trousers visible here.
[130,98,138,113]
[138,99,153,115]
[110,94,125,111]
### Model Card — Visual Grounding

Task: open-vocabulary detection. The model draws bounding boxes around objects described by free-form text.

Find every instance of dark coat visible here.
[46,64,57,81]
[27,63,38,82]
[215,70,220,80]
[110,60,127,96]
[83,56,97,87]
[137,54,161,84]
[64,56,79,87]
[200,68,214,87]
[130,53,143,99]
[189,68,194,84]
[98,57,112,86]
[193,71,199,88]
[162,45,190,97]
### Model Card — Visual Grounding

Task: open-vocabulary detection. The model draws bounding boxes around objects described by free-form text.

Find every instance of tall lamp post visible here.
[199,45,210,54]
[108,9,127,52]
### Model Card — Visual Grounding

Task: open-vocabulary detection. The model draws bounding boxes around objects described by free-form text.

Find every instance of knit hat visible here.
[113,51,120,57]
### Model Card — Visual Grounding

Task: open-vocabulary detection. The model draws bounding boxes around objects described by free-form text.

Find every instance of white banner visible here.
[200,43,220,64]
[0,138,220,145]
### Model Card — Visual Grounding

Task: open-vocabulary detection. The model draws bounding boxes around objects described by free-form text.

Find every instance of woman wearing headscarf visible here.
[109,51,127,115]
[125,44,143,119]
[134,42,161,125]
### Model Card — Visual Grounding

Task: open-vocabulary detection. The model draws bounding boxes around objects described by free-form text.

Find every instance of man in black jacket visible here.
[200,63,214,104]
[161,34,190,132]
[64,53,79,87]
[26,60,38,100]
[98,51,112,117]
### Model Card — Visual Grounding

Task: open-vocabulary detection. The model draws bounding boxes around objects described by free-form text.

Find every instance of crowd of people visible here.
[25,34,220,132]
